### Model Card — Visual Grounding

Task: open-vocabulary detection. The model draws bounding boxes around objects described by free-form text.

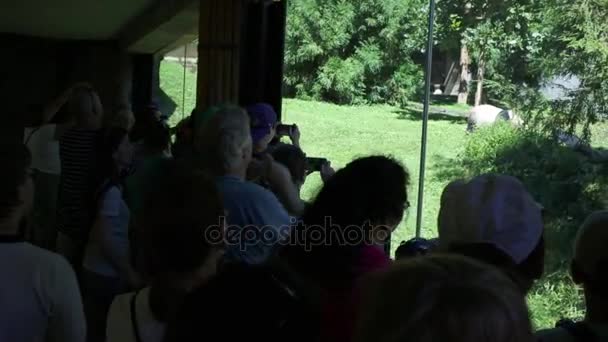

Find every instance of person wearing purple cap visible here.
[247,103,301,153]
[247,103,279,153]
[246,103,307,217]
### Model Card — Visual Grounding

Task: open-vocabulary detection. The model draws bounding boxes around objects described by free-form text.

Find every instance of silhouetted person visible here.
[55,85,104,269]
[107,160,225,342]
[282,155,410,342]
[537,211,608,342]
[0,143,85,342]
[356,255,535,342]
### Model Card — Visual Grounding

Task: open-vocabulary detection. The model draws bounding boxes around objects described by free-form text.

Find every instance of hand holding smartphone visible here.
[275,124,294,137]
[306,157,329,173]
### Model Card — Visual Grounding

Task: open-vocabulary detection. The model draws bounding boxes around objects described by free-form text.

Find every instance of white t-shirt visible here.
[0,239,86,342]
[106,287,166,342]
[83,185,131,278]
[24,124,61,175]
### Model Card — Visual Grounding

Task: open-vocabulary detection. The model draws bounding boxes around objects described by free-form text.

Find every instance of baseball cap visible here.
[574,210,608,276]
[246,103,277,143]
[438,174,544,264]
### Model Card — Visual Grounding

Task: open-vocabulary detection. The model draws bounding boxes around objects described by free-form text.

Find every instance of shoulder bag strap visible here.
[130,289,144,342]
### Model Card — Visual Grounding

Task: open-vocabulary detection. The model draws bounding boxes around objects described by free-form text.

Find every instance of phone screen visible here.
[276,124,292,137]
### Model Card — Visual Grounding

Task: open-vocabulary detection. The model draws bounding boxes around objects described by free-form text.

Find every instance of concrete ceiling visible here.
[0,0,157,40]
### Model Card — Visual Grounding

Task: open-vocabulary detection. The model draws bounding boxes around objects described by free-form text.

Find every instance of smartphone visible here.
[276,124,294,137]
[306,157,328,172]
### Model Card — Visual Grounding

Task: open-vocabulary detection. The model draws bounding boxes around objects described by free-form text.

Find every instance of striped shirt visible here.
[57,128,101,239]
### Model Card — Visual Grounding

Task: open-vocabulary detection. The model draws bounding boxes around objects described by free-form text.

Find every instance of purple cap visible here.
[247,103,277,143]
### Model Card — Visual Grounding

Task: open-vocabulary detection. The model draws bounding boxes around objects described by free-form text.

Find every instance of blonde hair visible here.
[109,108,135,131]
[67,86,104,127]
[355,254,534,342]
[195,106,252,174]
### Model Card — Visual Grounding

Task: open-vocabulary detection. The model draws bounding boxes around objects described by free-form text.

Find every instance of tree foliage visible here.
[285,0,608,134]
[284,0,428,105]
[525,0,608,139]
[436,0,544,105]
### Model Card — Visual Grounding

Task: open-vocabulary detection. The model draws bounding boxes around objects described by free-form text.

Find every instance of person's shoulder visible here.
[107,289,143,340]
[219,177,273,198]
[357,245,391,273]
[20,242,67,264]
[195,266,284,306]
[104,185,122,198]
[21,243,77,281]
[108,289,139,321]
[536,327,577,342]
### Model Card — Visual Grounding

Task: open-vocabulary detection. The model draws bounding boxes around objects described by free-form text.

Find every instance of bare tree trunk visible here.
[475,55,486,106]
[458,42,471,104]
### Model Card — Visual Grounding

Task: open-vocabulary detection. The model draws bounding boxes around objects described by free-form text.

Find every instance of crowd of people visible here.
[2,83,607,342]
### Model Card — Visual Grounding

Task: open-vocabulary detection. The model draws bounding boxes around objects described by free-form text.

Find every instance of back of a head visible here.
[109,107,135,131]
[287,156,409,287]
[573,210,608,294]
[304,155,409,227]
[0,143,32,222]
[67,86,103,127]
[355,254,535,342]
[437,174,545,290]
[194,106,251,174]
[140,159,224,278]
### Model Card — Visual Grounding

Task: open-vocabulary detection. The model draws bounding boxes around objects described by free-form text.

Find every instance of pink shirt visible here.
[321,245,391,342]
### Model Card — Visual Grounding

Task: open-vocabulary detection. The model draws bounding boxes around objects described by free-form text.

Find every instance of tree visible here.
[284,0,428,105]
[436,0,541,105]
[525,0,608,138]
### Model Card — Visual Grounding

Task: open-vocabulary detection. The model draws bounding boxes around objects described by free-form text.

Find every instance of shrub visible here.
[284,0,428,105]
[435,123,608,328]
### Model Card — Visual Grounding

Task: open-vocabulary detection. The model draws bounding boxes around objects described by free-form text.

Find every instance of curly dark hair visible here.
[0,143,32,221]
[283,155,409,288]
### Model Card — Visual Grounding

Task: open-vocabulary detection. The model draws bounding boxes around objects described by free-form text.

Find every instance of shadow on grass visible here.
[394,107,468,124]
[429,94,459,105]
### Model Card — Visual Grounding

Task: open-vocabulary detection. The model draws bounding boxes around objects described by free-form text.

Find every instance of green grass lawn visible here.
[160,60,198,127]
[160,60,592,329]
[281,98,469,244]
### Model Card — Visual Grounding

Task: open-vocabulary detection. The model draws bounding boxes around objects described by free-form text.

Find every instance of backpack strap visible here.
[130,289,143,342]
[556,319,598,342]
